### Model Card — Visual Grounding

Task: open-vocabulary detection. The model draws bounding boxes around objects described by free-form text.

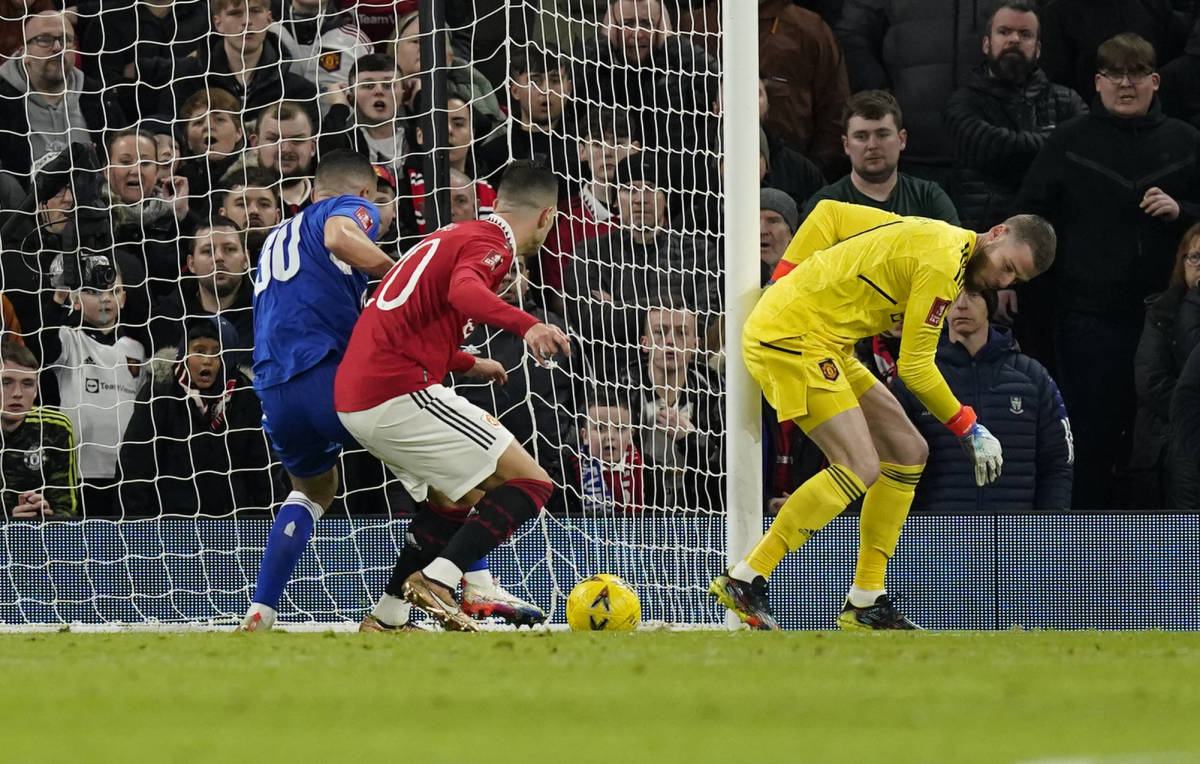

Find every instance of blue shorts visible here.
[256,359,356,478]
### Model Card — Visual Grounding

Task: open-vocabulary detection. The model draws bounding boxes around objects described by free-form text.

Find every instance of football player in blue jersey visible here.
[240,150,546,631]
[239,149,394,631]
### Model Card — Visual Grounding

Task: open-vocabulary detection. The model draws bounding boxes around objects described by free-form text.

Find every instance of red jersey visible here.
[335,217,541,411]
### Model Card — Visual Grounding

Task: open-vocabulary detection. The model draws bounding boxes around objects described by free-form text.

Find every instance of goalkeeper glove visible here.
[946,406,1003,486]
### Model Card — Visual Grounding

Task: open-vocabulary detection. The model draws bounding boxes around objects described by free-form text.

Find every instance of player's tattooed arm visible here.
[324,216,394,277]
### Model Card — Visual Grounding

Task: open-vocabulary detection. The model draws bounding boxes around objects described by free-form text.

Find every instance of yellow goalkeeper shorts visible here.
[742,332,877,432]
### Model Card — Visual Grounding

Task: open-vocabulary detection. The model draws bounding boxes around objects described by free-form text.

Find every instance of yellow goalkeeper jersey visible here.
[746,200,975,424]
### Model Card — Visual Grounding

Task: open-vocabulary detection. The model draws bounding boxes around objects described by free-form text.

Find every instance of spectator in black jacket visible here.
[1160,13,1200,128]
[1015,33,1200,509]
[0,11,124,183]
[318,53,407,182]
[1167,343,1200,507]
[1130,223,1200,506]
[1039,0,1187,99]
[77,0,209,123]
[945,1,1088,232]
[835,0,986,180]
[616,301,724,512]
[563,154,721,382]
[893,289,1074,513]
[149,216,254,372]
[118,317,275,516]
[133,0,317,126]
[570,1,718,191]
[449,257,577,514]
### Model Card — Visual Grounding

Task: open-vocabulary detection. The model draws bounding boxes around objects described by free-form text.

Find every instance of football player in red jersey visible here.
[335,160,570,631]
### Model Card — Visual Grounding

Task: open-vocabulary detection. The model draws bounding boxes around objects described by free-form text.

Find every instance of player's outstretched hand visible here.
[524,323,571,366]
[466,357,508,385]
[958,421,1003,486]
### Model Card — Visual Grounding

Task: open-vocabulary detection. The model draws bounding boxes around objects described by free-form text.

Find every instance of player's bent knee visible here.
[290,468,339,511]
[852,460,881,489]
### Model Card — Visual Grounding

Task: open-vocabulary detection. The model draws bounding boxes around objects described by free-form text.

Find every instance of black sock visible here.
[439,482,545,571]
[384,505,465,596]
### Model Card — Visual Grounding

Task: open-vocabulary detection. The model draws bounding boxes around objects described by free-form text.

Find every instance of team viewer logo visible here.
[925,297,951,327]
[353,206,372,232]
[818,359,839,381]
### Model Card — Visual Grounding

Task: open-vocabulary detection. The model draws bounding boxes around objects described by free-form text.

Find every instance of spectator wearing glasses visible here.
[1130,224,1200,507]
[0,11,123,183]
[1015,33,1200,509]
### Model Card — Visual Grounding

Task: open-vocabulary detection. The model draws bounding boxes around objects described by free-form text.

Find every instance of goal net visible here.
[0,0,746,629]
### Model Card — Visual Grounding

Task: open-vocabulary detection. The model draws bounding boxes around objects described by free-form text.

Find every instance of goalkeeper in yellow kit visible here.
[711,200,1057,630]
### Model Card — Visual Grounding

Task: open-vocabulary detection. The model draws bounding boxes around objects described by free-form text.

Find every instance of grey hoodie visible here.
[0,55,90,174]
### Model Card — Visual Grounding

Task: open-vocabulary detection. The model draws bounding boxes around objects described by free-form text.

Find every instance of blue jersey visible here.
[252,195,380,390]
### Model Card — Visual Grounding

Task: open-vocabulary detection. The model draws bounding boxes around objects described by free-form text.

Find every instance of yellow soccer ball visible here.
[566,574,641,631]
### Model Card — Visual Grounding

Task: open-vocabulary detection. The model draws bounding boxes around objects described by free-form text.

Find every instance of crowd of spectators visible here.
[1,0,1198,520]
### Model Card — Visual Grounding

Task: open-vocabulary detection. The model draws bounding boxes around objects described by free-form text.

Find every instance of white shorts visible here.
[337,384,514,503]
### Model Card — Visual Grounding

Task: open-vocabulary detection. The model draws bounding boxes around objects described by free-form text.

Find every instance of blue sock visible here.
[464,557,489,573]
[253,492,322,609]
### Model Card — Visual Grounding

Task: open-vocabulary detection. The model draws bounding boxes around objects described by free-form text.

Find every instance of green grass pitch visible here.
[3,630,1198,764]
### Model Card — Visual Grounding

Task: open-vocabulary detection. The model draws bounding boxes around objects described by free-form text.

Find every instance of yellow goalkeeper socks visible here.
[743,464,867,579]
[853,461,923,592]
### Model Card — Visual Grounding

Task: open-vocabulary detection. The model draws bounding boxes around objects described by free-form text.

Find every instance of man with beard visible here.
[251,100,317,216]
[215,165,282,264]
[710,199,1056,631]
[803,90,959,225]
[150,216,255,372]
[945,1,1087,233]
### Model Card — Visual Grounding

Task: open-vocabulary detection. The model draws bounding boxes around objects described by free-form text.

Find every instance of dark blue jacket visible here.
[893,327,1074,512]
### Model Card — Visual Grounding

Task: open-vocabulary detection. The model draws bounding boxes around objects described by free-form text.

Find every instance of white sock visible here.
[245,603,277,629]
[729,561,762,583]
[462,569,492,587]
[847,586,885,608]
[372,594,412,626]
[423,558,464,589]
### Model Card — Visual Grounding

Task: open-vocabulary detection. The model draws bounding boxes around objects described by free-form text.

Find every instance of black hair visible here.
[314,149,377,194]
[495,160,558,209]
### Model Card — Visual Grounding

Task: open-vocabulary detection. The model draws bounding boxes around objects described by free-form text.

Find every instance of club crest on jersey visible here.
[818,358,839,381]
[1010,396,1024,414]
[318,51,341,72]
[23,449,42,470]
[482,249,504,271]
[353,205,372,232]
[483,413,501,428]
[925,297,951,327]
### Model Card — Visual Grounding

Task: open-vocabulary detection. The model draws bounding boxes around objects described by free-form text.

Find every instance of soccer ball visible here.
[566,574,641,631]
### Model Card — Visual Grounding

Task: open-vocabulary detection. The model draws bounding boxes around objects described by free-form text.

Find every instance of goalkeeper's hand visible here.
[959,422,1003,486]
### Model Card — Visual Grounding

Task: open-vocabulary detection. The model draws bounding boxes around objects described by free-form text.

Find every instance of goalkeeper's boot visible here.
[402,571,479,632]
[461,575,547,627]
[708,572,781,631]
[235,604,276,632]
[837,594,923,631]
[358,614,423,633]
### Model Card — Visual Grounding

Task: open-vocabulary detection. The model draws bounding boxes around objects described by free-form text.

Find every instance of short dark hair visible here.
[580,107,639,144]
[983,1,1040,38]
[216,165,282,208]
[1097,32,1156,74]
[510,44,568,79]
[348,53,399,85]
[842,89,904,132]
[495,160,558,209]
[188,214,245,255]
[314,149,376,194]
[180,87,241,122]
[1004,213,1056,274]
[1,340,39,370]
[258,100,313,132]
